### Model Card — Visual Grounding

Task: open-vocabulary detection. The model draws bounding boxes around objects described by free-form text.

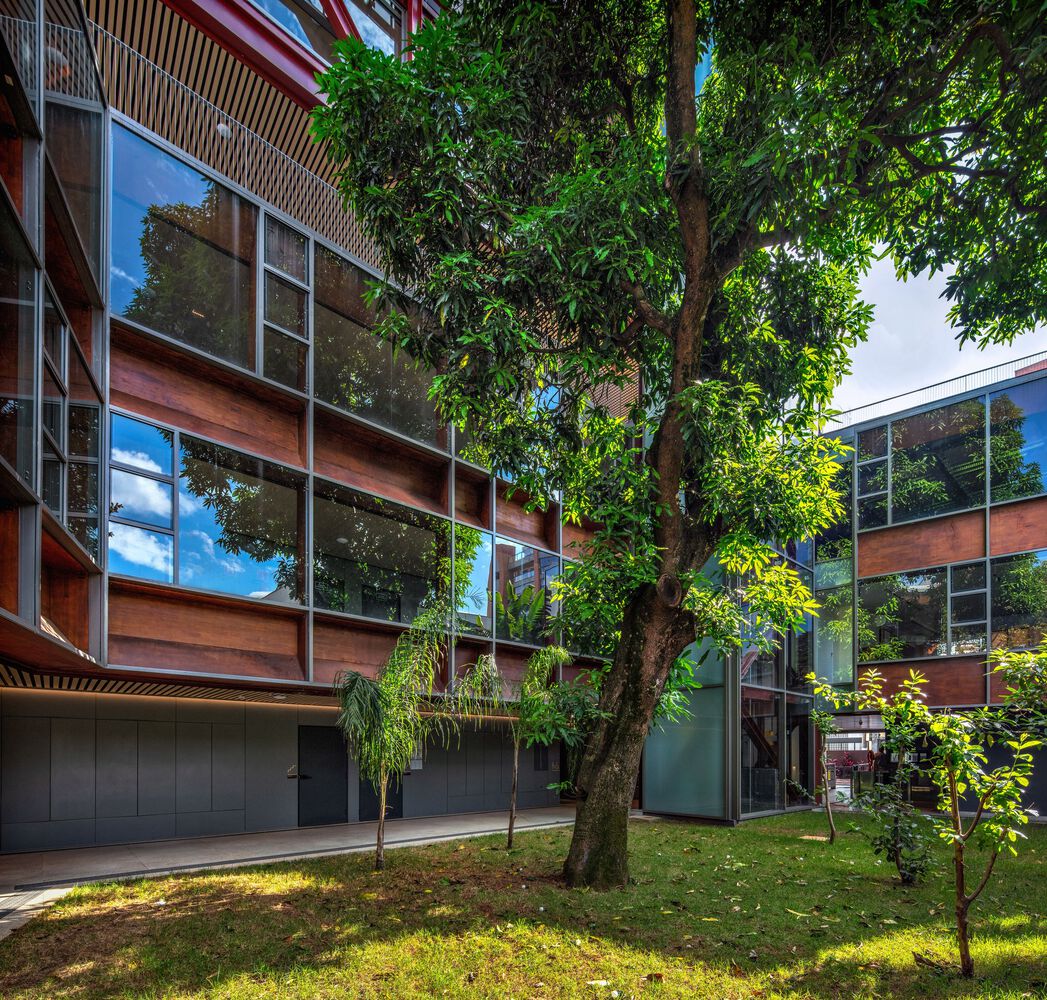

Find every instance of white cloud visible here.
[111,447,163,474]
[109,522,172,574]
[832,259,1045,416]
[178,490,200,516]
[111,469,171,521]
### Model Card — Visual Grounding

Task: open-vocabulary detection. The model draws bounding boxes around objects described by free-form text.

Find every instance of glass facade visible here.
[991,550,1047,650]
[494,537,558,644]
[990,382,1047,502]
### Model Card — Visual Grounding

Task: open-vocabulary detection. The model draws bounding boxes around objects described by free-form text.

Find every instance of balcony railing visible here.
[830,349,1047,430]
[91,23,379,270]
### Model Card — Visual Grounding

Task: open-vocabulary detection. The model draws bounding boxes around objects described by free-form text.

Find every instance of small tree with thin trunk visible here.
[808,699,838,845]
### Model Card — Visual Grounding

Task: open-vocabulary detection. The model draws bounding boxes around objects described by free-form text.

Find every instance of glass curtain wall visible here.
[493,537,558,644]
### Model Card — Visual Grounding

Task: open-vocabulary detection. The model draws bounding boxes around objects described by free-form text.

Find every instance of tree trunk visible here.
[564,587,691,889]
[508,737,519,850]
[954,839,973,977]
[375,768,388,872]
[821,746,836,845]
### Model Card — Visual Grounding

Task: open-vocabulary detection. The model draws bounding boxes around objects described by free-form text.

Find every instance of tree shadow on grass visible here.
[0,816,1044,998]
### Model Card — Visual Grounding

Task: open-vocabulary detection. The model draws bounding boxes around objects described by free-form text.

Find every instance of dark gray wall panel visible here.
[176,809,245,838]
[138,721,176,816]
[212,723,245,811]
[2,690,94,718]
[177,700,244,724]
[176,722,212,813]
[95,813,177,845]
[1,819,97,852]
[50,718,95,820]
[96,720,138,818]
[244,705,297,831]
[403,742,448,818]
[2,717,50,823]
[97,695,176,721]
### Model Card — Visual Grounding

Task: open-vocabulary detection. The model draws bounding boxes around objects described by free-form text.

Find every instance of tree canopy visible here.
[314,0,1047,888]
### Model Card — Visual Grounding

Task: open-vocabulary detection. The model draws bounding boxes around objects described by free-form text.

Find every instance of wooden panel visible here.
[454,465,491,528]
[563,518,598,560]
[857,510,984,577]
[858,657,986,707]
[0,507,18,615]
[496,484,557,551]
[110,325,307,468]
[108,580,305,681]
[990,496,1047,557]
[40,530,91,652]
[314,408,449,515]
[312,616,400,686]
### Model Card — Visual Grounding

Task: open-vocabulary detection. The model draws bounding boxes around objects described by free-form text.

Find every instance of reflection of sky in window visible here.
[110,126,216,316]
[111,469,172,528]
[177,479,286,599]
[109,522,173,582]
[249,0,313,48]
[994,382,1047,474]
[111,413,173,475]
[459,531,492,617]
[348,3,396,55]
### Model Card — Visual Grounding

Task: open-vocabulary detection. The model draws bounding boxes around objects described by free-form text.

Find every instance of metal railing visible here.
[91,24,379,270]
[830,349,1047,430]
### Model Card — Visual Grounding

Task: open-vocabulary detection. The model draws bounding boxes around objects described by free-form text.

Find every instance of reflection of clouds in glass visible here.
[109,522,172,575]
[111,469,171,523]
[178,490,200,516]
[187,529,244,575]
[354,16,395,55]
[111,448,162,474]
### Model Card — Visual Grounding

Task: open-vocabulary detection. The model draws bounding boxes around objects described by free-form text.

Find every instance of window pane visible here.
[857,460,887,496]
[858,569,947,661]
[990,380,1047,502]
[265,271,306,337]
[786,695,812,806]
[857,494,887,529]
[314,245,443,447]
[891,399,985,522]
[858,425,887,460]
[494,538,557,644]
[346,0,401,55]
[42,449,63,514]
[741,687,781,814]
[951,561,985,593]
[44,293,64,373]
[68,349,101,558]
[264,327,308,392]
[951,623,987,656]
[815,452,851,562]
[110,413,173,476]
[108,521,173,582]
[455,526,493,637]
[814,584,853,685]
[991,550,1047,649]
[265,216,307,282]
[178,437,304,602]
[0,200,36,485]
[313,481,449,625]
[111,469,173,529]
[951,592,985,624]
[111,125,257,369]
[42,368,64,450]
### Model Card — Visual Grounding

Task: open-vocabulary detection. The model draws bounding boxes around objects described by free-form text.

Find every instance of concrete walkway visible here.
[0,804,576,940]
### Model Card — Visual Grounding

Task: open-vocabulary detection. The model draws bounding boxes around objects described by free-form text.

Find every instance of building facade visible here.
[645,354,1047,823]
[0,0,596,852]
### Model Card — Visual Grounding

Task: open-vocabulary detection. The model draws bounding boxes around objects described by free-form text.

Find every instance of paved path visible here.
[0,805,576,939]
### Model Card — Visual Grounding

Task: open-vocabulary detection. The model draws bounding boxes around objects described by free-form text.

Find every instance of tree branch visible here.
[621,279,672,335]
[965,849,999,906]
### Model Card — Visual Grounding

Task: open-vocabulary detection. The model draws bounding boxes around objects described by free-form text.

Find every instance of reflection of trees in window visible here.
[453,524,492,636]
[891,400,985,522]
[990,383,1046,502]
[857,570,947,661]
[178,437,303,602]
[815,455,852,560]
[312,482,448,625]
[112,127,256,369]
[814,585,855,684]
[495,539,557,644]
[313,245,439,446]
[991,551,1047,649]
[123,186,257,368]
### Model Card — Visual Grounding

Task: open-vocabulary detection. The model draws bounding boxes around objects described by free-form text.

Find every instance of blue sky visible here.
[832,258,1045,414]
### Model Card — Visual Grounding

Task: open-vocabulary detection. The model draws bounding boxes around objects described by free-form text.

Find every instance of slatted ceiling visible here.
[84,0,377,265]
[0,660,338,704]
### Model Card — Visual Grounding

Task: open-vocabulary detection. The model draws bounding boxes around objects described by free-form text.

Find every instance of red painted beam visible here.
[319,0,360,41]
[162,0,329,109]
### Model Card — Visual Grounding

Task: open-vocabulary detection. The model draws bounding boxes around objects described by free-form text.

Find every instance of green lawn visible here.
[1,811,1045,998]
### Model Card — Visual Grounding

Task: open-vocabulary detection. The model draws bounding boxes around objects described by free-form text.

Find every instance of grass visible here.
[0,811,1045,998]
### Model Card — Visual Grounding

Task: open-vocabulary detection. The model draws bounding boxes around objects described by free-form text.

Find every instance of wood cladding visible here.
[110,325,307,468]
[312,616,401,685]
[990,496,1047,556]
[496,483,558,551]
[40,527,92,652]
[454,465,491,528]
[857,510,984,577]
[0,508,18,615]
[858,656,986,707]
[108,579,305,681]
[563,518,598,560]
[314,407,448,515]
